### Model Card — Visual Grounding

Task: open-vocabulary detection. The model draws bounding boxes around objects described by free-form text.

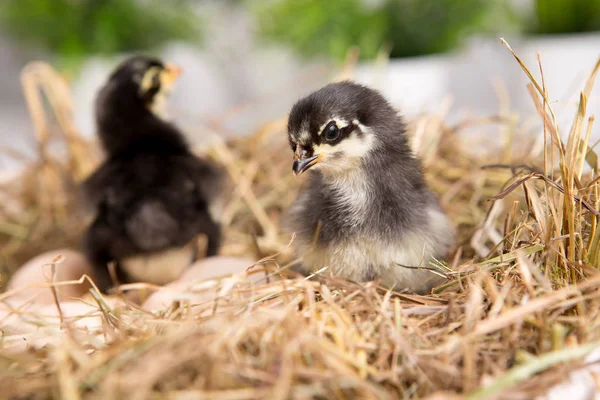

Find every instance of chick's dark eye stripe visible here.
[141,75,161,103]
[340,123,356,137]
[151,74,160,88]
[321,123,356,145]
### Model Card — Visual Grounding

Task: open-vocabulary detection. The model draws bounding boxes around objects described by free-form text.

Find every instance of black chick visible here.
[83,55,223,293]
[285,81,455,294]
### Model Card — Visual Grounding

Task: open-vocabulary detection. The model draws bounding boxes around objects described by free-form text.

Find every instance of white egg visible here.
[141,256,260,312]
[180,256,257,281]
[6,249,93,306]
[0,297,126,352]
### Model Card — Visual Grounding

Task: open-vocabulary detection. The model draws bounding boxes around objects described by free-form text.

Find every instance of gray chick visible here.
[285,81,455,294]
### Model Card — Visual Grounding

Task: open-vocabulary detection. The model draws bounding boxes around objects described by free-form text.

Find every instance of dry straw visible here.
[1,40,600,399]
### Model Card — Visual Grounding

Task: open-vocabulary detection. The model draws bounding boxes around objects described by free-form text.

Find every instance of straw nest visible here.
[1,42,600,399]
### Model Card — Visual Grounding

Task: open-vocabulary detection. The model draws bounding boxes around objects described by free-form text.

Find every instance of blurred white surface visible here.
[356,34,600,144]
[538,346,600,400]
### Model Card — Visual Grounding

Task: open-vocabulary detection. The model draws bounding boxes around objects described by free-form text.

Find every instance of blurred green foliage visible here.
[382,0,492,58]
[532,0,600,34]
[251,0,386,60]
[0,0,200,61]
[252,0,501,60]
[2,0,600,67]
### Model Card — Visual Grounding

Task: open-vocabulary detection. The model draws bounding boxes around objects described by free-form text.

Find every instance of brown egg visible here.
[142,256,260,311]
[6,249,93,306]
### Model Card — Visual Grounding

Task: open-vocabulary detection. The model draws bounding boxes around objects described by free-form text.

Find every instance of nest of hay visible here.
[1,43,600,399]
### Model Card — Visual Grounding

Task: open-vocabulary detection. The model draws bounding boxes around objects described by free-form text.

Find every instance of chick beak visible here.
[162,63,182,85]
[293,154,320,176]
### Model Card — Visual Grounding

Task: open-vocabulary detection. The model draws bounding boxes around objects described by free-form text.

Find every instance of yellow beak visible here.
[162,63,182,85]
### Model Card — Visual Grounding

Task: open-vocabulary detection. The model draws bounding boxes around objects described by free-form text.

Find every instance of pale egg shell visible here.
[6,249,93,306]
[180,256,257,282]
[142,256,260,312]
[0,297,126,352]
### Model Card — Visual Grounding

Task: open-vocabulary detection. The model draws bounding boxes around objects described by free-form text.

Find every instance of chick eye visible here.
[151,73,160,88]
[324,123,339,141]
